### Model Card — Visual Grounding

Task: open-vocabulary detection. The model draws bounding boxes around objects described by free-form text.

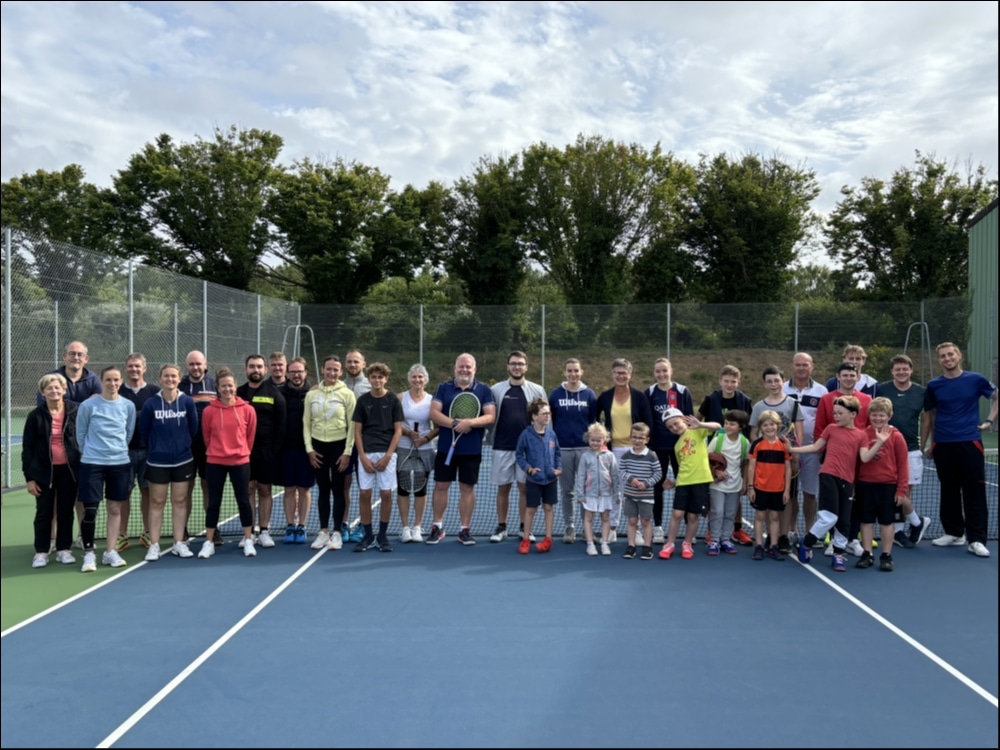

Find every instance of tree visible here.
[685,152,820,303]
[785,262,836,299]
[113,125,283,290]
[824,152,998,300]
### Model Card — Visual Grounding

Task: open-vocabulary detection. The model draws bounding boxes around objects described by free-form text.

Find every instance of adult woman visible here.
[138,364,200,560]
[396,363,438,543]
[198,367,257,558]
[304,355,356,551]
[23,373,81,568]
[76,366,136,572]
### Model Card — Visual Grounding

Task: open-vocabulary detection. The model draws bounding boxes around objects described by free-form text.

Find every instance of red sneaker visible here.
[536,536,552,554]
[681,541,695,559]
[731,528,753,546]
[705,530,712,544]
[658,542,675,560]
[518,538,531,555]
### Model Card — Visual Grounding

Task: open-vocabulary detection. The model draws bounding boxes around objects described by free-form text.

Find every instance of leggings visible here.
[33,464,78,553]
[313,439,348,530]
[205,463,252,529]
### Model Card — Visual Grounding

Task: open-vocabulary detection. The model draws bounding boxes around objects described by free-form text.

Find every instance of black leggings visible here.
[313,439,348,530]
[33,464,78,553]
[205,463,252,529]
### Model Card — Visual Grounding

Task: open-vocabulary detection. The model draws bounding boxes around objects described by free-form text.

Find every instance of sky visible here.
[2,0,997,243]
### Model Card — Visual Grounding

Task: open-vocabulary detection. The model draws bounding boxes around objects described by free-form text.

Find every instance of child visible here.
[707,410,750,555]
[857,397,909,571]
[790,395,868,572]
[515,398,562,554]
[747,410,792,561]
[574,423,621,556]
[619,423,662,560]
[659,409,722,560]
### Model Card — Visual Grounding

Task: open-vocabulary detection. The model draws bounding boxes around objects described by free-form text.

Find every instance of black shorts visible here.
[434,451,482,486]
[856,481,897,526]
[78,462,132,505]
[752,489,785,512]
[249,448,282,486]
[525,481,558,508]
[672,483,709,515]
[282,449,316,488]
[146,461,196,485]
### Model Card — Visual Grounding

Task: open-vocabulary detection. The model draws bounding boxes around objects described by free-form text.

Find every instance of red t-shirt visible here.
[817,424,867,484]
[857,425,909,496]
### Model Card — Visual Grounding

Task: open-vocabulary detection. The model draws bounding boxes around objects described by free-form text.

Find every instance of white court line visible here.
[97,545,329,748]
[796,558,998,709]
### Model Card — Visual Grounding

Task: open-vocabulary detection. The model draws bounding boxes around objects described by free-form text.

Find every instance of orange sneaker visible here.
[705,530,712,544]
[681,541,694,559]
[536,536,552,554]
[658,542,675,560]
[518,538,531,554]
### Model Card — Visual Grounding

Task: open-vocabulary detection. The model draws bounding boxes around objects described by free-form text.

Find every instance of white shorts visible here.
[907,450,923,486]
[358,452,398,492]
[490,449,527,486]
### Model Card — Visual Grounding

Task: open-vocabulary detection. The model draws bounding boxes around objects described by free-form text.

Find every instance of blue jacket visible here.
[515,425,562,485]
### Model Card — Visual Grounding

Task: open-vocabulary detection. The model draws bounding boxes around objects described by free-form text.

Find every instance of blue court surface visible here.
[1,535,996,748]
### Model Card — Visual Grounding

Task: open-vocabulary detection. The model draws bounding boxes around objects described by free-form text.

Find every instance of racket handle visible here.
[444,443,455,466]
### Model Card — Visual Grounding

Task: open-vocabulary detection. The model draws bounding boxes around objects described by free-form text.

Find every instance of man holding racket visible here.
[427,353,496,545]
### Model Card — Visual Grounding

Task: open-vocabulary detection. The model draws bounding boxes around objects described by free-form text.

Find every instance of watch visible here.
[452,418,460,428]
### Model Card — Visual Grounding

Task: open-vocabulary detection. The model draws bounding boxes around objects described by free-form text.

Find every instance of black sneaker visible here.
[777,535,791,554]
[353,536,375,553]
[426,525,445,545]
[879,553,894,572]
[855,550,874,568]
[457,528,476,546]
[640,546,653,560]
[908,517,930,546]
[622,545,636,559]
[376,537,393,553]
[894,531,914,549]
[752,545,764,561]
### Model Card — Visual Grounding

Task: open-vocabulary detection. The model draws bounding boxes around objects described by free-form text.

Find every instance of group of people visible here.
[22,340,997,573]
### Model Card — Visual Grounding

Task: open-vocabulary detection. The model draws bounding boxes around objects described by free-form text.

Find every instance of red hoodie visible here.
[202,397,257,466]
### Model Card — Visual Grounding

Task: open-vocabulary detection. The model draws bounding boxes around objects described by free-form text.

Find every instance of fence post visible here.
[794,301,799,353]
[540,304,546,390]
[256,295,262,354]
[202,281,208,358]
[54,300,59,367]
[128,259,135,354]
[419,304,424,366]
[173,303,179,365]
[3,227,11,487]
[666,303,671,359]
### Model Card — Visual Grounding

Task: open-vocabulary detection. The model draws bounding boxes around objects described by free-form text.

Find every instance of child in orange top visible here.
[747,410,792,561]
[857,397,909,571]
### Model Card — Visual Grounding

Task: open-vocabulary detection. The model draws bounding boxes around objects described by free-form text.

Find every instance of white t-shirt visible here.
[398,390,435,452]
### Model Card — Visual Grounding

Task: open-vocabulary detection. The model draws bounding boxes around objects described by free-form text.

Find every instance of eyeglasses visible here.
[65,351,86,358]
[287,370,306,375]
[508,362,527,367]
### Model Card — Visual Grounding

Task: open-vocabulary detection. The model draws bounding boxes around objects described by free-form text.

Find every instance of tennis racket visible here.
[398,423,428,494]
[783,413,801,479]
[444,391,481,466]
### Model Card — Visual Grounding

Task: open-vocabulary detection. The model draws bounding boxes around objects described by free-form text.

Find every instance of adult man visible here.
[236,353,287,548]
[548,358,597,543]
[281,357,314,543]
[825,344,879,398]
[341,348,371,543]
[117,353,160,550]
[36,340,101,407]
[269,351,287,386]
[877,354,930,548]
[180,350,216,543]
[783,353,827,537]
[427,353,496,545]
[921,343,997,558]
[489,351,546,544]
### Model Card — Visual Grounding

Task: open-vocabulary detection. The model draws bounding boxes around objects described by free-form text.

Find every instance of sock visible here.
[498,523,507,531]
[378,520,389,538]
[907,511,921,526]
[363,523,373,539]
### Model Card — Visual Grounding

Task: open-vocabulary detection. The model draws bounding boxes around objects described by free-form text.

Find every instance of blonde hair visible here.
[584,422,609,443]
[868,396,894,417]
[38,372,68,393]
[758,410,782,428]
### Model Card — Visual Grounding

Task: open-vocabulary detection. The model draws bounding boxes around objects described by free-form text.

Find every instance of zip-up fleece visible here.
[202,397,257,466]
[22,401,81,485]
[304,380,356,453]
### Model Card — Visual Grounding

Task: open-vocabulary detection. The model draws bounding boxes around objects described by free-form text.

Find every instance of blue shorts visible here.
[129,448,149,490]
[525,480,558,508]
[79,462,132,505]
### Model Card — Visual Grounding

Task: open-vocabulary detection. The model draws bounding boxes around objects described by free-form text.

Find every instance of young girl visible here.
[747,410,792,561]
[515,398,562,554]
[573,423,622,556]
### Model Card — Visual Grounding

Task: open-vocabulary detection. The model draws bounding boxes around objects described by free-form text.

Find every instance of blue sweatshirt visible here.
[139,392,200,467]
[77,395,135,465]
[548,382,598,448]
[515,425,562,485]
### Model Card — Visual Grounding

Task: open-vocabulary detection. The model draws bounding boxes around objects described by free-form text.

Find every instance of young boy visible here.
[352,362,403,552]
[619,423,662,560]
[515,398,563,554]
[790,396,868,572]
[659,409,722,560]
[747,410,792,561]
[857,397,909,571]
[707,410,750,556]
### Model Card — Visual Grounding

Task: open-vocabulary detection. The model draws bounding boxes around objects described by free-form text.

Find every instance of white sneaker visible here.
[652,526,665,544]
[600,542,612,556]
[490,527,508,543]
[171,541,194,558]
[968,541,991,558]
[144,543,161,562]
[519,529,536,542]
[258,530,275,548]
[932,533,967,547]
[400,526,412,543]
[74,535,84,550]
[81,551,97,572]
[824,542,835,557]
[410,526,424,543]
[563,525,576,543]
[197,540,215,559]
[608,529,617,543]
[102,549,127,568]
[49,539,57,554]
[327,530,343,550]
[243,538,257,557]
[310,530,331,549]
[847,539,864,557]
[586,542,598,557]
[56,550,75,565]
[32,553,49,568]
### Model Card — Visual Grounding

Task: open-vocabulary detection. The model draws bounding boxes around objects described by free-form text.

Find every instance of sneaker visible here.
[349,526,365,543]
[518,538,531,554]
[768,546,785,561]
[519,527,537,543]
[74,535,84,550]
[490,525,508,543]
[426,525,445,545]
[622,545,637,559]
[797,540,812,564]
[457,528,476,546]
[652,525,665,544]
[788,530,798,547]
[410,526,424,543]
[171,541,194,558]
[56,550,75,564]
[327,530,343,550]
[311,531,331,549]
[855,550,874,568]
[197,540,215,559]
[102,550,127,568]
[831,554,846,572]
[243,538,257,557]
[608,529,617,543]
[909,517,930,546]
[600,542,612,556]
[932,533,967,547]
[640,546,654,560]
[295,525,306,543]
[81,551,97,572]
[139,530,152,548]
[847,539,864,557]
[752,545,764,561]
[721,540,738,555]
[706,541,720,556]
[213,533,224,547]
[400,526,413,543]
[536,536,553,553]
[731,528,753,546]
[658,542,675,560]
[353,536,375,553]
[704,530,712,544]
[894,530,915,549]
[115,535,130,552]
[879,552,894,571]
[49,538,56,554]
[777,535,791,554]
[284,524,297,544]
[563,525,576,544]
[681,541,694,560]
[258,530,274,548]
[586,542,598,557]
[144,543,161,562]
[968,541,991,558]
[32,553,48,568]
[824,542,835,557]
